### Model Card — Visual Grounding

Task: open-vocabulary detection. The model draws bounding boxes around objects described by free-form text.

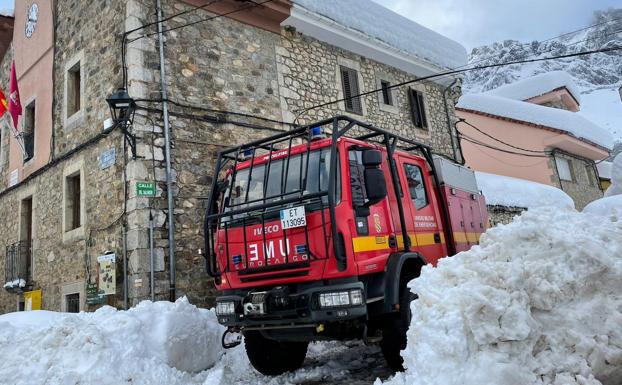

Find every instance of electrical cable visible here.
[458,132,551,158]
[294,45,622,116]
[127,0,274,43]
[456,118,549,154]
[135,98,297,128]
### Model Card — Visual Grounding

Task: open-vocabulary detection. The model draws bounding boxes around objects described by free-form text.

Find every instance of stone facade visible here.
[1,0,463,312]
[548,151,603,210]
[487,205,525,226]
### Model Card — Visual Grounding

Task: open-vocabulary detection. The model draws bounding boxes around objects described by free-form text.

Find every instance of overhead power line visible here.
[457,119,549,154]
[294,45,622,116]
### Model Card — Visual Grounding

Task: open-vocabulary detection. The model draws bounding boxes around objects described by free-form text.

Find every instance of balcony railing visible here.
[4,241,32,293]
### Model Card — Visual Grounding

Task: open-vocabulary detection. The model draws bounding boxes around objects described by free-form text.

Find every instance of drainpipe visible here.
[149,210,155,301]
[443,78,460,163]
[156,0,176,302]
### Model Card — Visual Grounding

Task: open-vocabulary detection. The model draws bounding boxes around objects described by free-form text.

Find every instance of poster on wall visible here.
[97,253,116,296]
[24,289,42,311]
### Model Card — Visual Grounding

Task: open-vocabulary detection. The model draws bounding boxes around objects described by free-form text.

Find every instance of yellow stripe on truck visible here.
[351,235,390,253]
[352,232,481,253]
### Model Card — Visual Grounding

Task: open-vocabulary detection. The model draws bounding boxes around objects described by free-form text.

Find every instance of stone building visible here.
[0,0,467,313]
[456,71,612,210]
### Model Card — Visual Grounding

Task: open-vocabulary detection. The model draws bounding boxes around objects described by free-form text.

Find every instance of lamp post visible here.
[106,87,137,158]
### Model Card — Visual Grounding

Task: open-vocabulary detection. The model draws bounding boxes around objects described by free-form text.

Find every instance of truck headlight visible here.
[216,301,236,315]
[318,289,363,308]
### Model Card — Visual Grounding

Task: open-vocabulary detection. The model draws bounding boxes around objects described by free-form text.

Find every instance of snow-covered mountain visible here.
[463,8,622,143]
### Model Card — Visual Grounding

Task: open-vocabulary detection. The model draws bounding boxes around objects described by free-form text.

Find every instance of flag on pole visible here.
[8,61,22,136]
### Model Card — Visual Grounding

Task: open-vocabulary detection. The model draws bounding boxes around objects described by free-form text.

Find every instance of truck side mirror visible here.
[362,149,387,205]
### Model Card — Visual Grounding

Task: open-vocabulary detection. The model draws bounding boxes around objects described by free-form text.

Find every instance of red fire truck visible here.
[204,116,487,375]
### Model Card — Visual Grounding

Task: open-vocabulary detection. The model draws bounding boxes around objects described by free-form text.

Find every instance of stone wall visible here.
[121,0,461,307]
[487,205,525,226]
[0,0,128,313]
[549,151,603,210]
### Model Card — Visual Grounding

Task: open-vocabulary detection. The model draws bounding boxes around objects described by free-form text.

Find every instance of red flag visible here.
[8,61,21,133]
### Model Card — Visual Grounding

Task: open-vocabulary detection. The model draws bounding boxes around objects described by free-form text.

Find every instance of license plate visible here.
[280,206,307,230]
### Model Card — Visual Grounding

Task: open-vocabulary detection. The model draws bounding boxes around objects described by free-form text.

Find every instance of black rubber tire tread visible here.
[244,331,309,376]
[381,285,415,371]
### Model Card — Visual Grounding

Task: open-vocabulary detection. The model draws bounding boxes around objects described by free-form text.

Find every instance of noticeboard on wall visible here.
[97,253,116,296]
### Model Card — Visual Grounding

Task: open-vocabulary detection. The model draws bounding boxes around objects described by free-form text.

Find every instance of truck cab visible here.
[204,116,487,375]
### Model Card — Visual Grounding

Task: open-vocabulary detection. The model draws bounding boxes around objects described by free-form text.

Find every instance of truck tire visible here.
[244,331,309,375]
[381,285,415,371]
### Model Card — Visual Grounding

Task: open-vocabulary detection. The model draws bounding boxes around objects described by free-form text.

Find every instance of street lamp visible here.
[106,88,137,157]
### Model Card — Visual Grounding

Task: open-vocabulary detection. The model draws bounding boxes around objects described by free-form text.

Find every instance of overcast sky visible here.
[373,0,621,51]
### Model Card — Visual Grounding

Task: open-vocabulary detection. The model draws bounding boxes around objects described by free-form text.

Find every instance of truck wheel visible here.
[244,331,308,376]
[381,285,415,371]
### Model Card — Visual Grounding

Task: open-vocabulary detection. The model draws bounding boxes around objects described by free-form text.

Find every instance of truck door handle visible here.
[434,233,441,244]
[388,235,397,248]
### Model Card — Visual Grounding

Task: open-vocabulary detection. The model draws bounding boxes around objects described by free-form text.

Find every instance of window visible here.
[67,61,81,117]
[65,173,81,231]
[340,66,362,115]
[585,165,596,186]
[380,80,393,106]
[65,293,80,313]
[556,157,574,182]
[19,196,33,282]
[23,101,36,162]
[408,89,428,129]
[403,164,428,209]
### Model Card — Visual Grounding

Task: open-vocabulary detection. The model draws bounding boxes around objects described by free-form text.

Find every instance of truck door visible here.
[397,156,447,265]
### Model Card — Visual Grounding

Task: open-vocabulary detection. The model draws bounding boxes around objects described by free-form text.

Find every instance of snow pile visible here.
[384,207,622,385]
[475,171,574,209]
[583,195,622,220]
[604,153,622,197]
[3,278,26,289]
[290,0,467,69]
[0,297,224,385]
[457,93,613,150]
[486,70,582,104]
[0,8,13,18]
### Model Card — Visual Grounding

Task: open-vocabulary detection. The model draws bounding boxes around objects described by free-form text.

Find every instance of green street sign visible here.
[136,181,156,197]
[86,282,105,305]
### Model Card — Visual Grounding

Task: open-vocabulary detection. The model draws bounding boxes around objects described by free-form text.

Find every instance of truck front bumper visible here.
[214,281,367,330]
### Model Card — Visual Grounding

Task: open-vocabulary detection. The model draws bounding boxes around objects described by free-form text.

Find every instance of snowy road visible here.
[210,340,394,385]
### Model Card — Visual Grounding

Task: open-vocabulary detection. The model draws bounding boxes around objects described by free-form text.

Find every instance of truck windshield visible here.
[222,148,339,217]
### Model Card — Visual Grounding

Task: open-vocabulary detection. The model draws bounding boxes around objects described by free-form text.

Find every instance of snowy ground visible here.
[1,206,620,385]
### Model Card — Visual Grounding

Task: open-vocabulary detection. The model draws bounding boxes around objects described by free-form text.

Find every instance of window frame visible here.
[23,99,36,163]
[380,80,393,106]
[62,159,86,242]
[403,163,429,210]
[555,157,574,182]
[408,88,428,129]
[63,51,85,129]
[340,65,363,115]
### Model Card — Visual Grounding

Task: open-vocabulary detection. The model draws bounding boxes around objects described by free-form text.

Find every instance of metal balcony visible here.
[4,241,32,293]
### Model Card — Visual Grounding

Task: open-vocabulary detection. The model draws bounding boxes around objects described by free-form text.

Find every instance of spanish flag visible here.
[0,89,7,116]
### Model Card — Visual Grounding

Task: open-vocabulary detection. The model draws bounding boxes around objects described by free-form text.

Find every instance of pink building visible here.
[456,71,613,209]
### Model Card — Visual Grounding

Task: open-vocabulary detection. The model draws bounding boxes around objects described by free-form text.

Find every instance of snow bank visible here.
[384,207,622,385]
[0,297,224,385]
[290,0,467,70]
[583,195,622,219]
[604,153,622,197]
[597,161,613,180]
[457,93,613,150]
[486,71,582,104]
[475,171,574,209]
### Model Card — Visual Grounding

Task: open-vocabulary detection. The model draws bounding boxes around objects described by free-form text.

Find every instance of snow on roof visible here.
[0,9,13,18]
[597,161,613,180]
[485,71,582,104]
[475,171,575,209]
[291,0,467,70]
[457,93,614,150]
